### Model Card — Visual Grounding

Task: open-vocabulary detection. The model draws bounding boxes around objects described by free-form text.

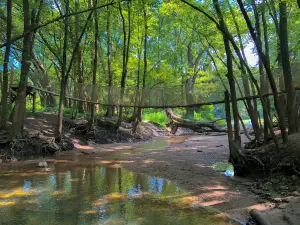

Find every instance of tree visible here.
[55,0,70,141]
[11,0,43,138]
[213,0,241,146]
[0,0,12,129]
[279,0,298,133]
[237,0,288,143]
[116,0,131,129]
[89,0,99,129]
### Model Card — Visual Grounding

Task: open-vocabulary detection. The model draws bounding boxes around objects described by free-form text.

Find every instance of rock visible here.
[37,161,48,168]
[297,187,300,193]
[292,191,300,196]
[280,185,288,190]
[0,159,2,163]
[278,204,287,209]
[197,150,202,152]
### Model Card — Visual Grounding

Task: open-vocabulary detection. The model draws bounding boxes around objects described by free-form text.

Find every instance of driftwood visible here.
[165,108,227,134]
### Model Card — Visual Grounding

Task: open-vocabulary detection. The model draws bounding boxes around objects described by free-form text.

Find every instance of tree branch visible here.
[0,1,116,49]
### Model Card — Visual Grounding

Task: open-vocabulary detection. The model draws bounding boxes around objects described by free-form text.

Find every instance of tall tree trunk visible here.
[136,0,148,123]
[116,0,131,129]
[251,0,265,138]
[75,0,84,113]
[11,0,42,137]
[279,1,298,133]
[131,37,142,122]
[9,66,14,109]
[214,0,241,146]
[261,8,272,143]
[89,0,99,129]
[185,42,195,119]
[237,0,288,143]
[106,2,113,117]
[0,0,12,128]
[55,0,69,141]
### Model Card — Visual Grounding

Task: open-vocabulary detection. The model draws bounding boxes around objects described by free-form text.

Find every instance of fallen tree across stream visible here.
[165,108,227,134]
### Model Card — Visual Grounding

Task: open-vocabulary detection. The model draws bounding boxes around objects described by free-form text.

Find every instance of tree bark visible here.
[136,0,148,123]
[279,1,298,133]
[75,0,84,114]
[0,0,12,129]
[186,42,195,119]
[214,0,241,146]
[89,0,99,129]
[9,66,14,109]
[55,0,69,141]
[116,0,131,129]
[224,90,240,164]
[106,2,113,117]
[261,8,272,144]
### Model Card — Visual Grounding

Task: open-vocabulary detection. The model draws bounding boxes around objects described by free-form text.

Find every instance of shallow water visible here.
[0,157,239,225]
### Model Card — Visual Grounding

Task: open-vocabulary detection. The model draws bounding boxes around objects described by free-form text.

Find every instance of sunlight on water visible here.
[0,158,239,225]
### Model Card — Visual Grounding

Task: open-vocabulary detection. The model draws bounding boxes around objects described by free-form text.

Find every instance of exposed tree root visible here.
[250,209,271,225]
[234,134,300,177]
[0,130,74,161]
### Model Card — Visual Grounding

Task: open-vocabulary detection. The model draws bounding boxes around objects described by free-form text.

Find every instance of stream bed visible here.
[0,156,239,225]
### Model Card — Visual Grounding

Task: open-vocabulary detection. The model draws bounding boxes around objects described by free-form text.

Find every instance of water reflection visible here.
[0,159,239,225]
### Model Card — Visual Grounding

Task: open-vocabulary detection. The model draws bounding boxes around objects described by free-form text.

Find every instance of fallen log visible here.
[165,108,227,134]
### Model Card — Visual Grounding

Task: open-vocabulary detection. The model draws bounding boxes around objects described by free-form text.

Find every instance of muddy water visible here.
[0,157,239,225]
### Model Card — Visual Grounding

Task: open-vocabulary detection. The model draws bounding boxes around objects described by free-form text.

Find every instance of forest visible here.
[2,0,300,172]
[1,0,300,224]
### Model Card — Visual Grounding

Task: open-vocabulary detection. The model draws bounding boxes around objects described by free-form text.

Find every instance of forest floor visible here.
[2,112,300,225]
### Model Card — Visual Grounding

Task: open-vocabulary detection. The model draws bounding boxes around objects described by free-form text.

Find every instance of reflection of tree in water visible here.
[0,163,238,225]
[149,177,164,194]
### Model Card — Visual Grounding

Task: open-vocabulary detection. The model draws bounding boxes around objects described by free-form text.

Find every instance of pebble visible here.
[37,161,48,168]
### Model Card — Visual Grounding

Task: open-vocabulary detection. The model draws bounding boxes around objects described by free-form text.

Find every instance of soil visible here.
[2,113,300,225]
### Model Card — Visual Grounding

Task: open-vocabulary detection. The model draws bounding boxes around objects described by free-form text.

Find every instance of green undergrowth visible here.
[143,110,171,128]
[23,98,227,128]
